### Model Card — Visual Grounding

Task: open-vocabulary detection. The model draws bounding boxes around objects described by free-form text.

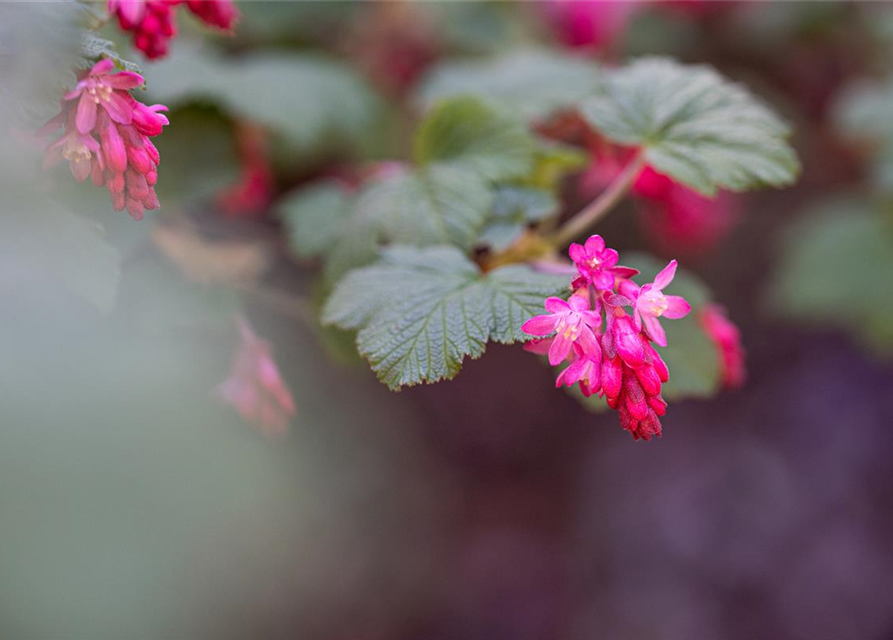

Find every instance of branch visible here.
[551,151,646,247]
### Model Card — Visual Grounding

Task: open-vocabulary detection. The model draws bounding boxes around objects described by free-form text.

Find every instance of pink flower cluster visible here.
[218,318,296,437]
[108,0,239,60]
[40,59,169,221]
[522,235,691,440]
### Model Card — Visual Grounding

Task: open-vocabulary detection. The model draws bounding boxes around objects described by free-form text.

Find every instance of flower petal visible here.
[521,314,558,336]
[91,58,116,76]
[663,295,692,319]
[103,91,134,125]
[568,243,585,263]
[643,314,667,347]
[548,332,573,366]
[105,71,144,90]
[568,294,589,312]
[583,235,605,254]
[544,297,571,313]
[75,94,97,134]
[653,259,677,290]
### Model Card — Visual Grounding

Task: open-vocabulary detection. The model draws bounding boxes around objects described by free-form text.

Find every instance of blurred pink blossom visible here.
[217,319,296,437]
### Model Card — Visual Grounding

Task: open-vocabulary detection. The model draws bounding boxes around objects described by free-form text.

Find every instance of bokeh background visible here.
[2,2,893,639]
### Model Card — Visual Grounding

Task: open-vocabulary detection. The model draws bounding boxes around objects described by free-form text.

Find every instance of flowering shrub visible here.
[23,1,808,439]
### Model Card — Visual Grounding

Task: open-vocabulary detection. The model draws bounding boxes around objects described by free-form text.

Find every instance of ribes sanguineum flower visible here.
[217,318,296,437]
[629,260,692,347]
[700,304,746,388]
[522,294,601,366]
[40,59,169,220]
[109,0,239,60]
[521,234,693,441]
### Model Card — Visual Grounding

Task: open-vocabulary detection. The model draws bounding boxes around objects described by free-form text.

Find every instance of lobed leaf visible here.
[414,96,537,181]
[323,246,569,389]
[580,57,800,196]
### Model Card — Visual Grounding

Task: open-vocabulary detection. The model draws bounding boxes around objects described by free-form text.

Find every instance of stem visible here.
[551,151,646,247]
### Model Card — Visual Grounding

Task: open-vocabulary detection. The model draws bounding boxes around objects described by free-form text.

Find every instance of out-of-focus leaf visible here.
[771,199,893,353]
[278,182,353,260]
[323,245,569,389]
[580,57,800,196]
[79,33,142,74]
[477,186,558,252]
[418,49,600,119]
[835,78,893,193]
[306,97,543,282]
[413,96,536,181]
[525,141,589,190]
[144,47,382,151]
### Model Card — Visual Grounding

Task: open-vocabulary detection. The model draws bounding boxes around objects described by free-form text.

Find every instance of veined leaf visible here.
[79,33,142,74]
[478,186,558,252]
[414,96,537,181]
[418,49,600,119]
[323,246,569,389]
[278,181,353,260]
[580,57,799,196]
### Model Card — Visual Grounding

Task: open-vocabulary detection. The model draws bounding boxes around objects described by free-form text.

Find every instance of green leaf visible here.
[79,33,142,74]
[771,198,893,353]
[580,57,800,196]
[418,49,601,119]
[323,246,569,389]
[478,186,558,252]
[317,167,493,285]
[144,47,382,151]
[278,182,352,260]
[413,96,537,181]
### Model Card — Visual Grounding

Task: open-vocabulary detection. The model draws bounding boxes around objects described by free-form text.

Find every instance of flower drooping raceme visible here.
[184,0,240,30]
[521,234,691,441]
[109,0,239,59]
[109,0,178,60]
[40,59,169,220]
[699,304,746,388]
[630,260,692,347]
[521,293,601,365]
[217,318,296,437]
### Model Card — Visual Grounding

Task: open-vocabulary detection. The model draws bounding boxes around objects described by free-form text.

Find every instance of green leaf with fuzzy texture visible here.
[278,182,352,260]
[418,49,600,119]
[477,186,558,252]
[323,246,569,389]
[580,57,799,196]
[414,96,537,181]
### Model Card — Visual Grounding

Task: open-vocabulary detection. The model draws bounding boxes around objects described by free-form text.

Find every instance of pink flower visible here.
[218,319,296,437]
[215,122,274,217]
[556,341,602,396]
[632,260,691,347]
[538,0,640,51]
[699,304,746,388]
[64,58,141,134]
[40,61,168,221]
[569,235,619,290]
[522,294,600,366]
[634,167,740,257]
[109,0,238,60]
[185,0,240,31]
